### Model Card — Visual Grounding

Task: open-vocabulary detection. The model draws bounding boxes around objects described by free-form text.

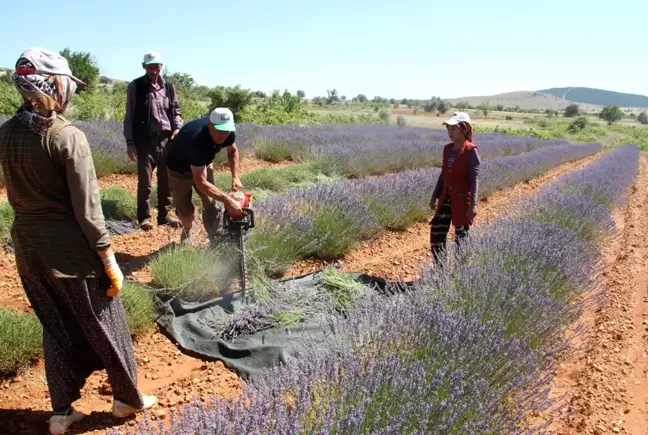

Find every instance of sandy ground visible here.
[0,151,614,434]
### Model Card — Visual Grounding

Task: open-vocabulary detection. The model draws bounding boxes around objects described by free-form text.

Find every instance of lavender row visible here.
[119,146,639,433]
[240,123,574,177]
[248,142,602,275]
[1,117,575,182]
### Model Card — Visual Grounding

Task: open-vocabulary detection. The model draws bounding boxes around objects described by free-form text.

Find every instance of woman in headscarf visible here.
[429,112,481,263]
[0,47,157,434]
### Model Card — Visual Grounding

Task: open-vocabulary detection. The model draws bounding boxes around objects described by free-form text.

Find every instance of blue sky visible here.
[0,0,645,99]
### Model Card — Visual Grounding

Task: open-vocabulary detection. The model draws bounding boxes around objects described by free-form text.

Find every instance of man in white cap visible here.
[123,51,183,231]
[164,107,244,245]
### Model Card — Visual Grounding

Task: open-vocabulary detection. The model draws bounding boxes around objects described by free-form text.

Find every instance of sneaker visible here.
[112,394,158,419]
[158,216,181,229]
[49,409,84,434]
[140,219,154,231]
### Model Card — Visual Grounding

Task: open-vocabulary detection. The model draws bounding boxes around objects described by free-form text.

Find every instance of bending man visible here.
[164,107,244,245]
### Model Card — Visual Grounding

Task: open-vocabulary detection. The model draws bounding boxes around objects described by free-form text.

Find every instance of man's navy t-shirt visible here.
[165,116,235,173]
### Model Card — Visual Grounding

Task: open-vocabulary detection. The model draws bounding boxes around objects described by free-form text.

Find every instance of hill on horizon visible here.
[537,87,648,108]
[445,91,603,112]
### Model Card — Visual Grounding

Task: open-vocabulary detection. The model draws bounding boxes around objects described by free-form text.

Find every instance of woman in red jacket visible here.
[429,112,481,263]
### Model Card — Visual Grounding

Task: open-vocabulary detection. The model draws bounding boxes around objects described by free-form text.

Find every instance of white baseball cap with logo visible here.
[443,111,472,126]
[142,52,163,65]
[16,47,86,85]
[209,108,236,132]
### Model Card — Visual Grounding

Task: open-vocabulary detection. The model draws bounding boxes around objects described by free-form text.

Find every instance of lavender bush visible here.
[240,123,574,177]
[249,142,602,274]
[117,145,638,435]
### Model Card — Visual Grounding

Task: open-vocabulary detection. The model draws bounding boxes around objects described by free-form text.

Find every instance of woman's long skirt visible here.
[20,272,144,413]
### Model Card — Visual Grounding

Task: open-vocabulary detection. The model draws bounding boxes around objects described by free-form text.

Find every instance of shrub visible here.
[0,201,14,247]
[100,186,137,222]
[505,115,513,120]
[150,245,242,302]
[241,164,324,193]
[638,111,648,125]
[396,115,407,126]
[0,308,42,375]
[563,104,580,118]
[120,281,157,335]
[208,85,254,123]
[568,116,591,132]
[378,108,390,123]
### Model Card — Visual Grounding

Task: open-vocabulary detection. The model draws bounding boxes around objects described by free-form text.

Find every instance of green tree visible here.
[356,94,368,103]
[312,96,325,106]
[563,104,580,118]
[326,89,340,105]
[296,90,305,99]
[599,105,624,125]
[162,69,195,92]
[638,111,648,125]
[59,48,100,93]
[208,85,254,122]
[477,102,491,117]
[0,81,22,116]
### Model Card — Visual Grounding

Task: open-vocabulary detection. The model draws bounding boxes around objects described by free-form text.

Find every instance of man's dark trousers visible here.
[137,131,173,224]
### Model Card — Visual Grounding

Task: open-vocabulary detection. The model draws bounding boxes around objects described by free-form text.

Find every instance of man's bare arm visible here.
[191,165,229,203]
[227,143,240,181]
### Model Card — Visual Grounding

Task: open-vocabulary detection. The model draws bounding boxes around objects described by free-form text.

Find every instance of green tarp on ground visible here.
[155,271,402,382]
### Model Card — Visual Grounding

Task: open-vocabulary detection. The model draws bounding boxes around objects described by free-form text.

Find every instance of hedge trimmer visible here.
[223,190,255,302]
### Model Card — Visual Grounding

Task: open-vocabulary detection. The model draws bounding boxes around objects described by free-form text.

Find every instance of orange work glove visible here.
[102,253,124,296]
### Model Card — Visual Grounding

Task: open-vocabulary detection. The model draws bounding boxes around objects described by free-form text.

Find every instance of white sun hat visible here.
[443,111,472,126]
[209,107,236,132]
[142,52,163,65]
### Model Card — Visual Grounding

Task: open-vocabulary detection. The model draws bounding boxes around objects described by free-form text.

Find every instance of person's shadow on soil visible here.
[0,408,135,434]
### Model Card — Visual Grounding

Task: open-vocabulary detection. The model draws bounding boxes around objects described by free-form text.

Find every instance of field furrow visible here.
[547,153,648,434]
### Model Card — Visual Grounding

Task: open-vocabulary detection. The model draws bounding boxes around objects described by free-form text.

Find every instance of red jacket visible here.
[434,141,478,227]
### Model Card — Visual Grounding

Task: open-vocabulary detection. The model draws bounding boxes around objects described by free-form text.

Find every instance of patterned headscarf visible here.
[12,58,78,136]
[457,121,473,143]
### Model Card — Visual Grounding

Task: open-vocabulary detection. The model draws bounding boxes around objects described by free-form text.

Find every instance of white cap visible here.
[209,107,236,132]
[15,47,86,85]
[142,52,163,65]
[443,111,472,126]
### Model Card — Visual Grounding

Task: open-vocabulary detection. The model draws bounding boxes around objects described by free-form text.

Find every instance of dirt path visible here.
[286,153,602,280]
[0,152,603,434]
[548,154,648,435]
